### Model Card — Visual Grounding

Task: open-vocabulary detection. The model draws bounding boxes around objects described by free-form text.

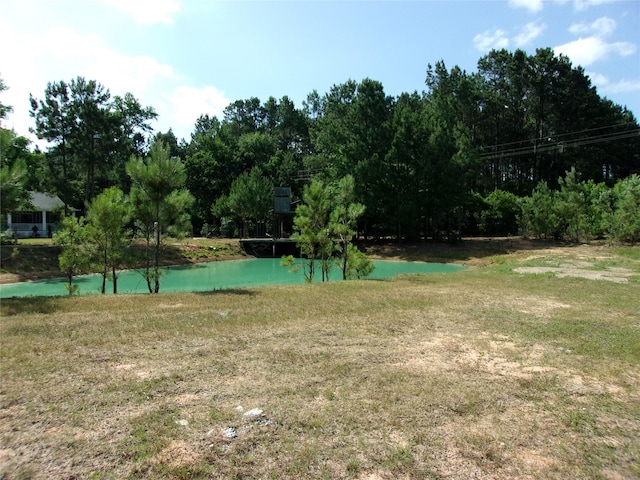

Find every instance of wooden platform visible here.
[239,238,299,258]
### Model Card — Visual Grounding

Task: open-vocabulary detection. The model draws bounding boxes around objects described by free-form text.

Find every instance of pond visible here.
[0,258,466,298]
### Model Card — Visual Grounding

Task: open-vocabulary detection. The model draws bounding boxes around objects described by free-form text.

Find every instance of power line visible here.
[478,122,637,153]
[477,126,639,160]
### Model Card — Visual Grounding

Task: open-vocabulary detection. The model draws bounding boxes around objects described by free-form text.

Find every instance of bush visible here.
[476,190,521,236]
[612,174,640,243]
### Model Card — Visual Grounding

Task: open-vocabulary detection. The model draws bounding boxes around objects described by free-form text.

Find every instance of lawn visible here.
[1,239,639,479]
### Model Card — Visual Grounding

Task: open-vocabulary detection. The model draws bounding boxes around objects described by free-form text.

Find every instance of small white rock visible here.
[222,427,238,439]
[175,419,189,427]
[244,408,264,418]
[234,405,244,413]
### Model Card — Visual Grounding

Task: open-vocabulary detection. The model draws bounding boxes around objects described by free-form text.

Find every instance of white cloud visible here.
[555,36,635,66]
[508,0,544,13]
[35,27,178,95]
[514,22,547,47]
[569,17,616,36]
[587,71,640,100]
[573,0,618,12]
[474,22,547,52]
[473,29,510,52]
[586,71,610,86]
[164,86,230,140]
[603,79,640,94]
[103,0,182,24]
[556,16,636,67]
[0,16,226,144]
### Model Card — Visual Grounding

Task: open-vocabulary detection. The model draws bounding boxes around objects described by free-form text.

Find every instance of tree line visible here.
[2,47,639,249]
[53,142,193,295]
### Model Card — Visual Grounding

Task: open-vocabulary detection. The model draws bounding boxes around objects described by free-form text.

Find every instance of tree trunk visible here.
[342,239,348,280]
[154,228,160,294]
[99,247,106,294]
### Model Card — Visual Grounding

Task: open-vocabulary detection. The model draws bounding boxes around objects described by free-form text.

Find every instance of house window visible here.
[13,211,43,224]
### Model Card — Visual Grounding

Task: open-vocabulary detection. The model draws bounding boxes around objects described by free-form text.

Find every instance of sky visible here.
[1,0,639,145]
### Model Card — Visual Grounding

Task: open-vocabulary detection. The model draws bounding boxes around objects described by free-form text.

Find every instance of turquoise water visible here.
[0,258,466,298]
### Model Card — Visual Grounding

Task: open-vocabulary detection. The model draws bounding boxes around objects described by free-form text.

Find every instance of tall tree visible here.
[184,115,237,232]
[289,179,332,282]
[386,91,429,239]
[0,129,48,192]
[68,77,115,203]
[611,174,640,243]
[0,75,13,123]
[85,187,131,294]
[30,77,156,210]
[287,176,371,282]
[110,92,158,189]
[0,80,24,214]
[0,158,28,216]
[328,175,366,280]
[424,62,474,240]
[53,216,92,295]
[306,79,393,236]
[223,97,266,137]
[236,132,276,172]
[154,129,186,160]
[475,48,639,195]
[225,166,274,237]
[127,141,194,293]
[29,80,78,211]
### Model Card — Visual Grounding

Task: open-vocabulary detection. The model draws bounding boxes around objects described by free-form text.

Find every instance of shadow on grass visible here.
[0,296,67,316]
[194,288,257,297]
[361,237,572,263]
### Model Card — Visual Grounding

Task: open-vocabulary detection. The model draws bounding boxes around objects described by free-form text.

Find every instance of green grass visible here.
[1,241,639,479]
[615,247,640,261]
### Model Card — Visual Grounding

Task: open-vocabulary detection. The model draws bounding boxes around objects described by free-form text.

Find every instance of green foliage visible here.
[19,48,640,246]
[612,174,640,243]
[289,176,372,282]
[476,190,521,236]
[291,179,332,282]
[185,96,311,231]
[127,142,194,293]
[329,175,367,279]
[30,77,156,210]
[0,158,28,215]
[53,216,92,295]
[85,186,131,294]
[0,75,13,121]
[342,243,375,279]
[520,181,562,240]
[0,128,48,193]
[520,171,640,244]
[226,166,273,237]
[557,168,589,243]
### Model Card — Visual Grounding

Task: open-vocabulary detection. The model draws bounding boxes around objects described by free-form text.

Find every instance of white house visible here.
[5,192,66,238]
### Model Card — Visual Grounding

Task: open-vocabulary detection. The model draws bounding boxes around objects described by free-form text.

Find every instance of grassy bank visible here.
[0,238,246,284]
[1,241,639,479]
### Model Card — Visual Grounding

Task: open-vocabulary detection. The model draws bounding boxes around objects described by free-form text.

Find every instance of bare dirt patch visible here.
[511,243,638,283]
[151,440,202,471]
[514,264,635,283]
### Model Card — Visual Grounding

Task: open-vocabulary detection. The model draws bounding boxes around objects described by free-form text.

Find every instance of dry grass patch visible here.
[1,243,639,479]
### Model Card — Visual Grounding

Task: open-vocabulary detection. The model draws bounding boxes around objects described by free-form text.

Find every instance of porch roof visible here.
[28,192,65,212]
